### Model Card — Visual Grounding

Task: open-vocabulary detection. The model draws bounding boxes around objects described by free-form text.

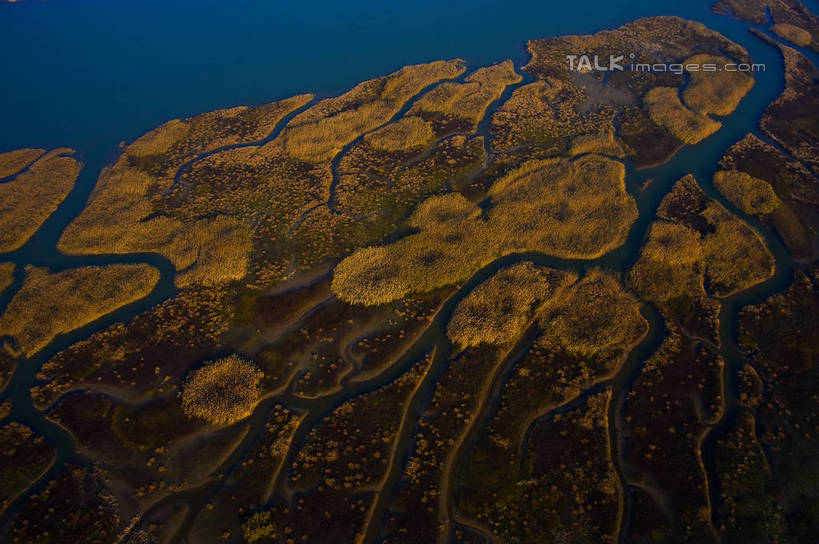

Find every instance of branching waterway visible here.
[0,2,810,541]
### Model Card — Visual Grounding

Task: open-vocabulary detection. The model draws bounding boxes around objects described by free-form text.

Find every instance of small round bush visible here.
[181,355,262,425]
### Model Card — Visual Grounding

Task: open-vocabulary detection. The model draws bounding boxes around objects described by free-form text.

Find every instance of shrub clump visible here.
[771,23,812,47]
[0,264,160,356]
[363,116,435,152]
[181,355,263,425]
[713,170,781,215]
[332,155,637,305]
[541,270,646,357]
[0,262,13,296]
[644,87,721,144]
[682,54,754,116]
[447,263,577,347]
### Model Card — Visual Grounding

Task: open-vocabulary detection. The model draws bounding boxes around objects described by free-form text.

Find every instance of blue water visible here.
[1,0,744,158]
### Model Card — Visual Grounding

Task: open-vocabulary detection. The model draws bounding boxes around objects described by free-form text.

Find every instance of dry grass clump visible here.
[644,87,721,144]
[700,202,775,294]
[0,264,159,356]
[541,270,646,357]
[630,175,774,300]
[568,131,627,158]
[332,155,636,305]
[771,23,812,47]
[180,355,262,425]
[59,160,252,288]
[487,154,637,256]
[629,221,704,302]
[447,263,577,347]
[125,94,313,182]
[681,54,754,116]
[0,263,13,295]
[0,148,44,179]
[410,60,521,127]
[127,119,190,157]
[713,170,781,215]
[362,115,435,152]
[283,60,465,162]
[0,149,81,252]
[490,79,616,154]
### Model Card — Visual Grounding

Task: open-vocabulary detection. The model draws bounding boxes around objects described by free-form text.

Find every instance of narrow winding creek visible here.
[0,0,813,541]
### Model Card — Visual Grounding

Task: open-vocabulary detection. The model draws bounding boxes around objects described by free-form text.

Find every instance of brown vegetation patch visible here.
[772,22,813,47]
[447,263,576,347]
[283,60,465,162]
[332,155,636,305]
[0,262,13,295]
[715,0,819,51]
[713,170,781,215]
[0,263,160,357]
[0,148,44,179]
[181,355,263,426]
[542,269,646,358]
[632,175,773,300]
[717,133,819,260]
[681,54,754,116]
[0,148,81,252]
[409,61,521,133]
[644,87,721,144]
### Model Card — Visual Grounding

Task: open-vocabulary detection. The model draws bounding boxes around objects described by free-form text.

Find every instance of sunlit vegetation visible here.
[521,16,750,164]
[59,160,253,288]
[362,115,435,152]
[715,0,819,52]
[0,264,159,357]
[713,170,781,215]
[0,148,44,179]
[57,94,313,289]
[283,60,465,162]
[0,148,81,252]
[568,131,627,157]
[630,175,773,301]
[333,155,636,305]
[644,86,721,144]
[629,221,703,302]
[123,93,313,184]
[717,133,819,260]
[32,287,229,408]
[771,22,813,46]
[180,355,262,425]
[0,422,54,512]
[0,262,13,295]
[409,61,521,132]
[681,54,754,116]
[540,269,646,358]
[490,79,617,156]
[447,264,576,347]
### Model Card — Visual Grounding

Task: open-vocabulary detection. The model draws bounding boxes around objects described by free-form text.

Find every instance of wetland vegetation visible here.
[1,2,819,543]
